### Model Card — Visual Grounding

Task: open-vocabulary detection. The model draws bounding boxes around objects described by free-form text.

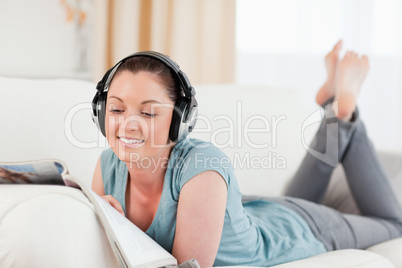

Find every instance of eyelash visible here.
[109,109,124,114]
[142,112,156,118]
[109,109,156,118]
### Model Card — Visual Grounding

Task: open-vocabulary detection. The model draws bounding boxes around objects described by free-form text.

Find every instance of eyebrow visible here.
[108,96,161,105]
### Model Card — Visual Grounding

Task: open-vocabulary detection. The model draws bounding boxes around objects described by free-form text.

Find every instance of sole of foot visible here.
[333,52,369,121]
[316,40,343,106]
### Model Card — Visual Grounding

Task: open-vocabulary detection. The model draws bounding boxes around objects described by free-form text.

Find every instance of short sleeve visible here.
[172,141,233,192]
[99,148,128,213]
[100,149,115,178]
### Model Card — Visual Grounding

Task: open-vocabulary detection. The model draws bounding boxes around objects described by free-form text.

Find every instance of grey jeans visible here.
[256,100,402,251]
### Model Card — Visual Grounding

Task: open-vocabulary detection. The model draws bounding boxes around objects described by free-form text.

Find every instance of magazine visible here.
[0,159,178,268]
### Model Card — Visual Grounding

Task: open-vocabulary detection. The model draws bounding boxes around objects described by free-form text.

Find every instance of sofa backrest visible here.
[0,77,104,188]
[191,84,319,196]
[0,78,319,196]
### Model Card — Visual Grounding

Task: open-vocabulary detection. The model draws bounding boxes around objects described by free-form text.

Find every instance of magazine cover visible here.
[0,160,66,185]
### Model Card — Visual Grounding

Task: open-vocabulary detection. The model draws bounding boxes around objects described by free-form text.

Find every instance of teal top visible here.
[101,138,326,266]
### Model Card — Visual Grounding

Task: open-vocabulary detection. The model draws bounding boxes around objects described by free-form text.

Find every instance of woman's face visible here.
[105,71,175,166]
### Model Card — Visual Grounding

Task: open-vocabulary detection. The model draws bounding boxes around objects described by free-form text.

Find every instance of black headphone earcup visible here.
[97,93,107,137]
[169,97,187,142]
[169,97,198,142]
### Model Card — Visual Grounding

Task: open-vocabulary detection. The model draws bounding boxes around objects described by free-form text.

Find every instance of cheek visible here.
[105,113,119,143]
[160,115,173,138]
[149,116,172,143]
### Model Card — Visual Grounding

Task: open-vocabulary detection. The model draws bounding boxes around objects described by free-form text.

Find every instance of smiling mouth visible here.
[118,137,145,144]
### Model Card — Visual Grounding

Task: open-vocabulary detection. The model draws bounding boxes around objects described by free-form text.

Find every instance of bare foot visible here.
[332,51,370,120]
[316,40,343,106]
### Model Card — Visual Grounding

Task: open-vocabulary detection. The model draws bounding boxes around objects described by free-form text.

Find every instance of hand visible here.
[101,195,125,216]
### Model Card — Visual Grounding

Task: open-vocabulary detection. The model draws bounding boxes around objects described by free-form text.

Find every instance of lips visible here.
[118,137,145,148]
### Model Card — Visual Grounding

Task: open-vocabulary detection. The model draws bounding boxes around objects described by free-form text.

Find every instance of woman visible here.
[92,42,402,267]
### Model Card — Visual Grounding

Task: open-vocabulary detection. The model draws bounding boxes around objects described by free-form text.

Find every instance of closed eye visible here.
[142,112,156,117]
[109,109,124,114]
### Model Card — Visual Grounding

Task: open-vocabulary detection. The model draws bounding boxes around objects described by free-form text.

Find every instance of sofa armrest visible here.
[0,185,118,268]
[323,149,402,214]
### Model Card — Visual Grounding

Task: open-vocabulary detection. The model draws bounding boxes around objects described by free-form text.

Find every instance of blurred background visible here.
[0,0,401,151]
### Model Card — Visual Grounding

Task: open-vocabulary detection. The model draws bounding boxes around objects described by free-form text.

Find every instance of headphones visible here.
[92,51,198,142]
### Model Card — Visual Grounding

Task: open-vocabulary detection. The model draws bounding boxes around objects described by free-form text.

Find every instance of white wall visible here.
[0,0,92,79]
[237,52,402,152]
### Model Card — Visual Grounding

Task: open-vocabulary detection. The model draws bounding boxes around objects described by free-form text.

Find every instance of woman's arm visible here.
[92,156,105,195]
[172,170,228,268]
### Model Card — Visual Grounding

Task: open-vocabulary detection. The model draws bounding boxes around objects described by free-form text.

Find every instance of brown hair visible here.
[113,56,180,103]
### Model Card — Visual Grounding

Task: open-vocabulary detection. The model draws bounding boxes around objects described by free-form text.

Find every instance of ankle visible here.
[316,82,334,107]
[331,99,355,121]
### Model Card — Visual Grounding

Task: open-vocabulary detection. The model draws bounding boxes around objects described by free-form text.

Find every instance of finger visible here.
[103,195,125,216]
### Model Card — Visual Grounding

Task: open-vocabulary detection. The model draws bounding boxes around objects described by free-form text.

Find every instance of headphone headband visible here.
[96,51,195,98]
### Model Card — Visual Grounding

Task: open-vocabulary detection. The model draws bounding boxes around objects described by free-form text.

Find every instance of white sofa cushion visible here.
[218,250,395,268]
[0,185,117,268]
[367,238,402,268]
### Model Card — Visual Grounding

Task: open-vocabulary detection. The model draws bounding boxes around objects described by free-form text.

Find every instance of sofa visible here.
[1,76,402,268]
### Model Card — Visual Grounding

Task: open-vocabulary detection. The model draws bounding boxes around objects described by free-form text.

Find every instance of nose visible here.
[122,114,146,132]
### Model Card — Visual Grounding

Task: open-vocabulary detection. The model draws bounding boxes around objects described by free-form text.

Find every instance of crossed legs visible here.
[284,40,402,250]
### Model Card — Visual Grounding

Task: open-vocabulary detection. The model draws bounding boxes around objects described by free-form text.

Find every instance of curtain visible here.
[92,0,236,85]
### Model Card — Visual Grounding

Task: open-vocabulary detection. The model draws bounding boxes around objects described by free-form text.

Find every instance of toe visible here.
[361,55,369,64]
[344,51,352,58]
[333,39,343,52]
[362,56,370,71]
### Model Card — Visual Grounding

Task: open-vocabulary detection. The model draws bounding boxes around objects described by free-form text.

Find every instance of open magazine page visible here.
[0,159,67,185]
[63,175,177,268]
